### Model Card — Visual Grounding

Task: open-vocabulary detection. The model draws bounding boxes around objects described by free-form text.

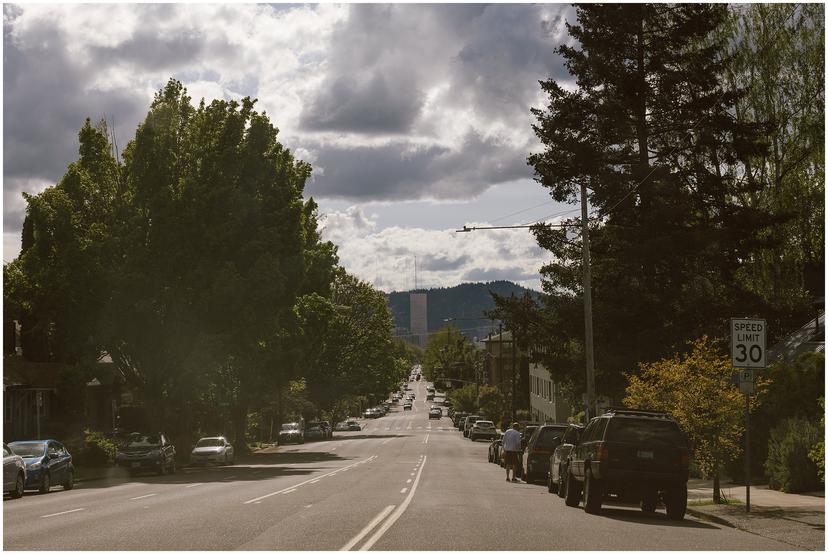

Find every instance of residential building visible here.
[410,292,428,348]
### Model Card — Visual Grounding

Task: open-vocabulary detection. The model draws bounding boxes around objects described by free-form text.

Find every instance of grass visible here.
[688,498,744,506]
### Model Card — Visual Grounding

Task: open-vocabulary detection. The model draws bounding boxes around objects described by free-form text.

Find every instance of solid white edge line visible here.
[129,493,157,500]
[41,508,85,518]
[339,504,396,551]
[359,455,428,551]
[244,455,375,504]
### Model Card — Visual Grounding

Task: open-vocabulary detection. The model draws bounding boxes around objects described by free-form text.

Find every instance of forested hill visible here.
[386,281,539,339]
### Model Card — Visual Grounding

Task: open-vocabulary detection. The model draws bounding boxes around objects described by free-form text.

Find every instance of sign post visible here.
[731,318,767,514]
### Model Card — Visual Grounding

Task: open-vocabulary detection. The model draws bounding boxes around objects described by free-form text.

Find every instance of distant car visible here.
[416,374,421,381]
[549,424,583,496]
[191,436,234,465]
[428,408,442,419]
[469,420,498,441]
[3,443,26,499]
[335,421,350,431]
[403,402,413,411]
[523,424,568,484]
[347,421,362,431]
[453,412,468,429]
[278,423,305,445]
[463,415,482,438]
[305,422,325,441]
[115,433,176,476]
[442,398,453,408]
[563,408,690,519]
[8,440,74,493]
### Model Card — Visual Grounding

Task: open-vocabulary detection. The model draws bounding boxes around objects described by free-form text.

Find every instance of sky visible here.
[3,3,579,292]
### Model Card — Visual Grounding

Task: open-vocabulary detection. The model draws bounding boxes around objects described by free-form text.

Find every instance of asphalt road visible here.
[4,379,793,550]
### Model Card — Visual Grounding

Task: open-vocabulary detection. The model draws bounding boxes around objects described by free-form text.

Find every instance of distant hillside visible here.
[386,281,540,340]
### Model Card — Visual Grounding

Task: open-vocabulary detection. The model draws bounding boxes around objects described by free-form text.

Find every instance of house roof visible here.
[768,313,825,363]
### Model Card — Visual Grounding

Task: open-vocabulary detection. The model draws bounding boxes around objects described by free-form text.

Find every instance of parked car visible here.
[469,420,498,441]
[488,437,502,464]
[523,424,568,484]
[463,415,482,438]
[549,424,584,496]
[3,443,26,499]
[347,421,362,431]
[115,433,176,476]
[521,424,542,450]
[9,440,75,493]
[278,423,305,445]
[191,436,234,465]
[563,408,690,519]
[442,398,453,408]
[403,402,413,411]
[428,408,442,419]
[335,421,351,431]
[453,412,468,428]
[305,422,325,441]
[426,392,435,401]
[320,421,332,439]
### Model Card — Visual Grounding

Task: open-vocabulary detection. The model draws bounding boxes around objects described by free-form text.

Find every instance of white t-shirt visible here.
[502,428,522,452]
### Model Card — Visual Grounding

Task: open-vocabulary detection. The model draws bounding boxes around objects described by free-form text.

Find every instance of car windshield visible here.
[536,428,565,447]
[281,423,300,431]
[9,443,46,458]
[607,418,685,446]
[196,438,223,447]
[476,421,494,428]
[126,434,161,448]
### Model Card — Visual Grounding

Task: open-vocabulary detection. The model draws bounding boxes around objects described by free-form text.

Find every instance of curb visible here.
[686,507,736,528]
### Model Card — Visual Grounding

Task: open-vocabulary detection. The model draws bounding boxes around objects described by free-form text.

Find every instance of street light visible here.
[456,190,597,420]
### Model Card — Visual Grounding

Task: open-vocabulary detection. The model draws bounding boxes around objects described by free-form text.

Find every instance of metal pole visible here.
[745,392,751,513]
[581,181,596,420]
[36,393,41,440]
[511,329,517,422]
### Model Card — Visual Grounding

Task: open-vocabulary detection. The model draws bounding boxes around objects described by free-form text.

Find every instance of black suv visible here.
[524,424,568,484]
[563,408,689,519]
[116,432,176,476]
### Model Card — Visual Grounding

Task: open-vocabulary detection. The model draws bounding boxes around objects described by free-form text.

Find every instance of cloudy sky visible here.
[3,3,579,292]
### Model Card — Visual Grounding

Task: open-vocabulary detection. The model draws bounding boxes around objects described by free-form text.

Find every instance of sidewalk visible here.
[687,478,825,551]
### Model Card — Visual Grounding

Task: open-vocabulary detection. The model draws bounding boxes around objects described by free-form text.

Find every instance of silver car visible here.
[3,443,26,498]
[191,436,235,465]
[469,420,498,441]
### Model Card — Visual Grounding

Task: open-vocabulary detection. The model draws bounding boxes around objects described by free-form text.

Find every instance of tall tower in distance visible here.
[409,256,428,347]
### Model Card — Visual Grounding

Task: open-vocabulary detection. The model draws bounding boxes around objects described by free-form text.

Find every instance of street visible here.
[3,379,793,550]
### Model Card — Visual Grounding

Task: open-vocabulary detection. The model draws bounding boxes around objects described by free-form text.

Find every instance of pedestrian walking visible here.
[501,422,522,482]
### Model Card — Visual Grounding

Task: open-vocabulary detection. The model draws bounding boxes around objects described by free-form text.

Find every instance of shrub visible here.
[765,417,821,493]
[81,429,118,466]
[808,397,825,482]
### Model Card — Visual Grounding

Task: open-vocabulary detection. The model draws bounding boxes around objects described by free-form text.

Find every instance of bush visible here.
[765,417,821,493]
[808,397,824,482]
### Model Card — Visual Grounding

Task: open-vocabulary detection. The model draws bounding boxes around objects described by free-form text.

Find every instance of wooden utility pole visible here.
[581,182,596,420]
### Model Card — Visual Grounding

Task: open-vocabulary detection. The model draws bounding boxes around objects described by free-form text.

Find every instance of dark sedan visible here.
[549,424,583,495]
[524,424,568,484]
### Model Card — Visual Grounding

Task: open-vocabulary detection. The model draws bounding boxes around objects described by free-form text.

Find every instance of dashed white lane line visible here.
[423,433,429,444]
[410,473,415,477]
[406,479,412,484]
[243,455,376,504]
[340,505,396,551]
[41,508,85,518]
[407,422,413,430]
[129,493,157,500]
[400,488,408,494]
[282,489,297,495]
[358,456,428,551]
[185,483,204,488]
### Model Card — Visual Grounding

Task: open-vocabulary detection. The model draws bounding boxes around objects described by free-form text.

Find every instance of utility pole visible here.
[510,327,517,422]
[581,181,596,420]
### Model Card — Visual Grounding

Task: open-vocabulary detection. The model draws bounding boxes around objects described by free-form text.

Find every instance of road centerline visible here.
[41,508,85,519]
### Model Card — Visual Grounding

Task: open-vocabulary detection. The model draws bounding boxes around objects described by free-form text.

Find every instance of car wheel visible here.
[640,487,658,513]
[583,469,603,514]
[63,469,75,490]
[564,470,581,507]
[39,472,51,494]
[11,472,24,498]
[665,484,687,520]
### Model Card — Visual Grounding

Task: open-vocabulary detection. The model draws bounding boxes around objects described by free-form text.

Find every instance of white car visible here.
[335,421,350,431]
[3,443,25,499]
[190,436,234,465]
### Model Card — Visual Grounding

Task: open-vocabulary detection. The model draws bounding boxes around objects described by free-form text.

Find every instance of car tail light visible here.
[598,445,609,462]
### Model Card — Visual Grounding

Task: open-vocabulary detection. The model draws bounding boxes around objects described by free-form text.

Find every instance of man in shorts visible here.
[501,422,522,482]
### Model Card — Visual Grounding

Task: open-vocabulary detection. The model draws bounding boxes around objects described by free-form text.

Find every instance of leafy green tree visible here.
[448,384,478,414]
[624,337,766,503]
[809,398,825,483]
[528,4,780,402]
[422,325,476,384]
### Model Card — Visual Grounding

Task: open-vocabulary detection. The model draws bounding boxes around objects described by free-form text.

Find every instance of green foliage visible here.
[528,4,787,403]
[448,385,478,413]
[422,325,477,384]
[809,398,825,482]
[624,337,766,478]
[765,417,822,493]
[477,385,505,423]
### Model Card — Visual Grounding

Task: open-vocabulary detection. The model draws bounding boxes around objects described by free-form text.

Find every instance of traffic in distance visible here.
[3,365,790,550]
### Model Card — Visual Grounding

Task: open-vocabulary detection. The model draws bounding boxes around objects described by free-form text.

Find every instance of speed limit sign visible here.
[731,318,767,368]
